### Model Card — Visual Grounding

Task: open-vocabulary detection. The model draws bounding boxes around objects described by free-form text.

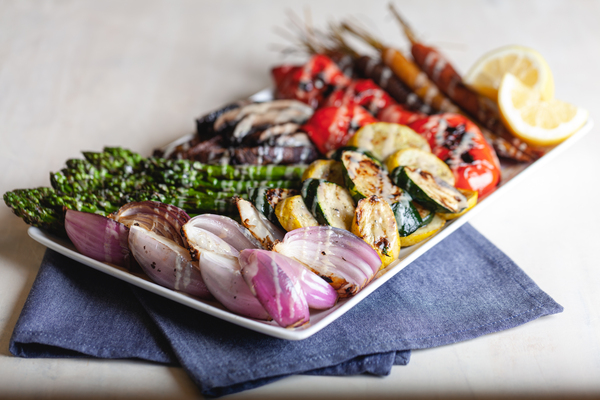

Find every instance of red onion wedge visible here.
[128,225,211,299]
[199,251,270,320]
[234,197,284,249]
[183,224,240,260]
[112,201,190,248]
[267,251,338,310]
[65,209,131,268]
[272,226,382,298]
[184,214,262,251]
[239,249,310,328]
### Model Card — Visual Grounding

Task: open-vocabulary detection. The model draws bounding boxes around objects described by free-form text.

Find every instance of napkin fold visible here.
[10,223,563,397]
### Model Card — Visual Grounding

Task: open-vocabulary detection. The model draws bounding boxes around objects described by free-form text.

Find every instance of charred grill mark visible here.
[375,237,390,251]
[442,124,470,152]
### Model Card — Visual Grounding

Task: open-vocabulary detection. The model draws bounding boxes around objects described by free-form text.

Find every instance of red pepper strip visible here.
[323,79,396,116]
[377,104,426,126]
[409,113,501,197]
[302,105,377,155]
[271,54,351,109]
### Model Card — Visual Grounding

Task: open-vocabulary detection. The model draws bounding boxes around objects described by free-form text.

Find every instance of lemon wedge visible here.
[464,45,554,101]
[498,73,588,146]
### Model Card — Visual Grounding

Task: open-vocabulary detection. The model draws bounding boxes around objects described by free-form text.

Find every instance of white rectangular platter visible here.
[28,104,593,340]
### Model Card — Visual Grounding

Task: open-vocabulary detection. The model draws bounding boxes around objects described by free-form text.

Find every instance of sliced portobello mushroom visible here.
[301,178,355,230]
[351,195,401,269]
[341,150,403,204]
[391,166,467,214]
[231,144,318,166]
[274,195,319,232]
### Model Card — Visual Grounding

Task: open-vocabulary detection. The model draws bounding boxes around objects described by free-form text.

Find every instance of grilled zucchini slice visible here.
[414,202,434,227]
[301,159,346,186]
[301,178,355,230]
[330,146,383,166]
[247,187,299,228]
[391,196,423,237]
[341,150,403,204]
[348,122,431,161]
[274,195,319,231]
[391,166,467,213]
[438,189,478,220]
[351,195,401,268]
[399,214,445,247]
[385,148,455,186]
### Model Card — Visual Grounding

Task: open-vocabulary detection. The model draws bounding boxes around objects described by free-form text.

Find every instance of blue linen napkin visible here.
[10,223,563,397]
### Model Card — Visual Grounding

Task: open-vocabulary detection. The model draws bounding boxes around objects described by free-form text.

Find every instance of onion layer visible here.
[199,251,270,320]
[266,251,338,310]
[112,201,190,248]
[239,249,309,328]
[183,224,240,260]
[272,226,381,297]
[184,214,262,251]
[65,209,131,268]
[128,225,211,299]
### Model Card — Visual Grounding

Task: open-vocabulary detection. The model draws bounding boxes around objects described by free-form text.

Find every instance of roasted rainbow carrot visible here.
[388,4,544,161]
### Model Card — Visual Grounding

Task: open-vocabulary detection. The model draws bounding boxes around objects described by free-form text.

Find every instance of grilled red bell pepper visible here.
[409,113,501,197]
[272,54,351,109]
[301,105,377,155]
[324,79,396,116]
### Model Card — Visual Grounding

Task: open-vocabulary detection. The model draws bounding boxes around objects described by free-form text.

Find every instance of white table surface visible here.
[1,0,599,398]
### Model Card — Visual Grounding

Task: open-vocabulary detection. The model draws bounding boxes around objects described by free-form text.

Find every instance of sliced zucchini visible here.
[414,202,434,227]
[391,195,422,237]
[341,150,403,204]
[400,214,445,247]
[347,122,431,161]
[438,189,478,220]
[301,159,346,186]
[391,166,467,213]
[385,148,455,186]
[247,187,299,228]
[301,178,355,230]
[351,195,401,268]
[274,195,319,231]
[330,146,383,166]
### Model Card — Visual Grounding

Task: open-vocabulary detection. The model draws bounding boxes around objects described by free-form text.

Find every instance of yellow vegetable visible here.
[400,214,445,247]
[275,195,319,232]
[351,195,400,269]
[439,189,478,220]
[348,122,430,161]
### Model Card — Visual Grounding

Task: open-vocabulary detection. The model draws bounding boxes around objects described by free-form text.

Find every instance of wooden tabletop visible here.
[1,1,599,398]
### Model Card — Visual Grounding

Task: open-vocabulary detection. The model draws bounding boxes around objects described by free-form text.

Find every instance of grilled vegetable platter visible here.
[5,7,590,339]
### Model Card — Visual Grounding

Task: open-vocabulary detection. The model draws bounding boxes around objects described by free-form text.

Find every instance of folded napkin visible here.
[10,223,563,397]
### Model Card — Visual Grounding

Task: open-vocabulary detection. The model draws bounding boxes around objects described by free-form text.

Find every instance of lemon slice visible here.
[498,73,588,146]
[464,45,554,101]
